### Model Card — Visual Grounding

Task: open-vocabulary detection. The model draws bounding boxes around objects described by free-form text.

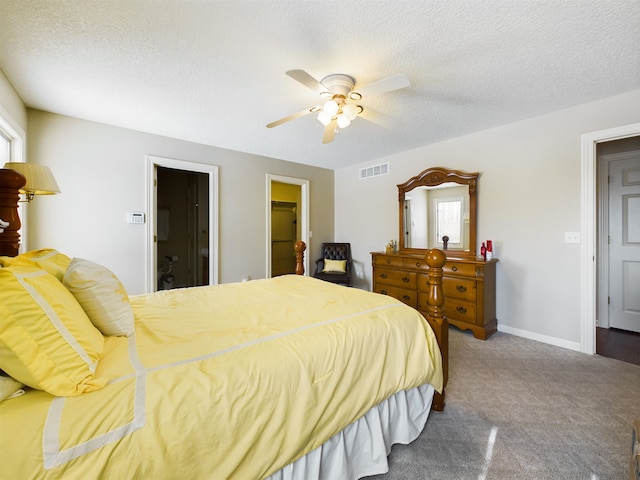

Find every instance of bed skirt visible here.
[267,383,435,480]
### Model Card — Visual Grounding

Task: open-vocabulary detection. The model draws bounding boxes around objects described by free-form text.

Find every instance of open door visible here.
[266,174,309,278]
[146,156,218,293]
[607,154,640,333]
[271,201,297,276]
[594,137,640,364]
[156,167,209,290]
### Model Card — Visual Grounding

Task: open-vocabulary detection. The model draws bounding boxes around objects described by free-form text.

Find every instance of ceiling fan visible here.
[266,70,410,144]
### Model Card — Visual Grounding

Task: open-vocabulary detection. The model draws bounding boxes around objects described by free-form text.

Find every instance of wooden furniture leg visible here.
[294,241,306,275]
[0,168,26,257]
[424,248,448,411]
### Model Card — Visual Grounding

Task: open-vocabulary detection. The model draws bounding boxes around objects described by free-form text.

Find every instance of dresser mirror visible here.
[398,167,478,258]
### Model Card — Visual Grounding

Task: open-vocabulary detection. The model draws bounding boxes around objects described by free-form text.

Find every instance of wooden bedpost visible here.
[0,168,26,257]
[294,241,306,275]
[425,248,448,411]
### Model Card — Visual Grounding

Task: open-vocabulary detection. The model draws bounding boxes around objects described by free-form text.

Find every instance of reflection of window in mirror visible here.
[435,197,462,247]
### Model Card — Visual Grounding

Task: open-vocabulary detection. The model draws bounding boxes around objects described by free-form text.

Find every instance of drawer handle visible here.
[456,306,467,314]
[402,294,411,301]
[402,276,410,283]
[380,289,388,295]
[456,285,467,293]
[451,265,458,272]
[415,261,421,267]
[386,259,391,264]
[381,273,388,279]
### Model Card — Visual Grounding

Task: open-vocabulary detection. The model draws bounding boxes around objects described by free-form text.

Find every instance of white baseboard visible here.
[497,324,582,353]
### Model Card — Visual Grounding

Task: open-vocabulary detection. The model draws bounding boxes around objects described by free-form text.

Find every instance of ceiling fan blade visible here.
[322,120,337,144]
[353,74,410,98]
[286,70,329,95]
[358,107,395,129]
[266,106,321,128]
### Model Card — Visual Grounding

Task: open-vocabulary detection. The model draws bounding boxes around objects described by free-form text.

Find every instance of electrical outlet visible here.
[356,271,364,279]
[564,232,580,244]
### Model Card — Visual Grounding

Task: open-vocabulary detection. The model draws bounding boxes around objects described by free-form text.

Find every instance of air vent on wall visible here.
[359,162,389,179]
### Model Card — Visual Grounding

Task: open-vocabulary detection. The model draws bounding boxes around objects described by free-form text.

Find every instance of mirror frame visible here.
[398,167,479,258]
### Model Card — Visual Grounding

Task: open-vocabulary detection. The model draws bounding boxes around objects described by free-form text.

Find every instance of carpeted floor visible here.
[367,327,640,480]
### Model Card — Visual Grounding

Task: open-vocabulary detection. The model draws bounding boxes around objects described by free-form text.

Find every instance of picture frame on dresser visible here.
[371,166,498,341]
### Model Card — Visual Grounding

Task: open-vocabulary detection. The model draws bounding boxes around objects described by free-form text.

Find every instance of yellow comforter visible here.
[0,275,442,480]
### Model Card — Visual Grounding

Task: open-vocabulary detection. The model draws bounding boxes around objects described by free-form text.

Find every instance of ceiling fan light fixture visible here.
[342,104,359,120]
[317,111,332,126]
[269,70,409,144]
[323,100,339,117]
[336,114,351,128]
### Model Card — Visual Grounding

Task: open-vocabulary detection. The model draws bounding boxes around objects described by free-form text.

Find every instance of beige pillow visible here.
[62,258,135,337]
[0,373,25,401]
[323,259,347,273]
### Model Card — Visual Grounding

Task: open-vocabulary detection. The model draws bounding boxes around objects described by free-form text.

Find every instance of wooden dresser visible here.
[371,252,497,340]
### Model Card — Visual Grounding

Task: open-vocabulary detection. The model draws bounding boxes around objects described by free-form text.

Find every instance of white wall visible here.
[0,69,26,131]
[335,88,640,349]
[26,110,334,294]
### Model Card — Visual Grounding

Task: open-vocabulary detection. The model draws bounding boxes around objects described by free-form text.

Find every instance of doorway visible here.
[156,167,208,290]
[146,156,219,293]
[266,174,309,278]
[271,201,297,276]
[595,138,640,364]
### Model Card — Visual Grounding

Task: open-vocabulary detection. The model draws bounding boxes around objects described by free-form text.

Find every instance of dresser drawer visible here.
[444,261,478,278]
[375,267,417,289]
[444,298,477,324]
[402,257,429,271]
[373,285,417,308]
[443,277,477,302]
[374,255,403,268]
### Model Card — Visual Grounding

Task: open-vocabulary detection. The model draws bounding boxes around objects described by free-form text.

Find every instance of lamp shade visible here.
[3,162,60,195]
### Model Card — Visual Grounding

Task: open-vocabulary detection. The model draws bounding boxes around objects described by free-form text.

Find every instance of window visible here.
[435,197,463,247]
[0,108,27,250]
[0,108,24,165]
[0,130,10,164]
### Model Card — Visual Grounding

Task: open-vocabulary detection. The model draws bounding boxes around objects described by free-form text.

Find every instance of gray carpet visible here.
[368,327,640,480]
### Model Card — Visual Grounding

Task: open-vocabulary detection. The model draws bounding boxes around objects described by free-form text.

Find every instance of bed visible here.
[0,171,448,479]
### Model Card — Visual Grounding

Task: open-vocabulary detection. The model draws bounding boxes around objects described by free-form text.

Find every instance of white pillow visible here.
[62,258,135,337]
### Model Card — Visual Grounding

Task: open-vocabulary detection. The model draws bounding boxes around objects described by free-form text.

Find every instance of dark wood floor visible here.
[596,327,640,366]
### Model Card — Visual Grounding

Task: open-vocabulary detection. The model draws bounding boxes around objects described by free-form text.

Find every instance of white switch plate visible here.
[564,232,580,243]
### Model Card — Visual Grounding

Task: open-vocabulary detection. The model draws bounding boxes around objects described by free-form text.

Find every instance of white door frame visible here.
[580,123,640,354]
[266,174,309,277]
[146,155,219,293]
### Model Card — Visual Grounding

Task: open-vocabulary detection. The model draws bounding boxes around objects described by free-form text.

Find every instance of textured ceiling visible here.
[1,0,639,170]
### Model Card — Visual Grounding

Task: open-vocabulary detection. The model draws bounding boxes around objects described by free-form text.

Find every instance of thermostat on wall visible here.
[127,212,145,224]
